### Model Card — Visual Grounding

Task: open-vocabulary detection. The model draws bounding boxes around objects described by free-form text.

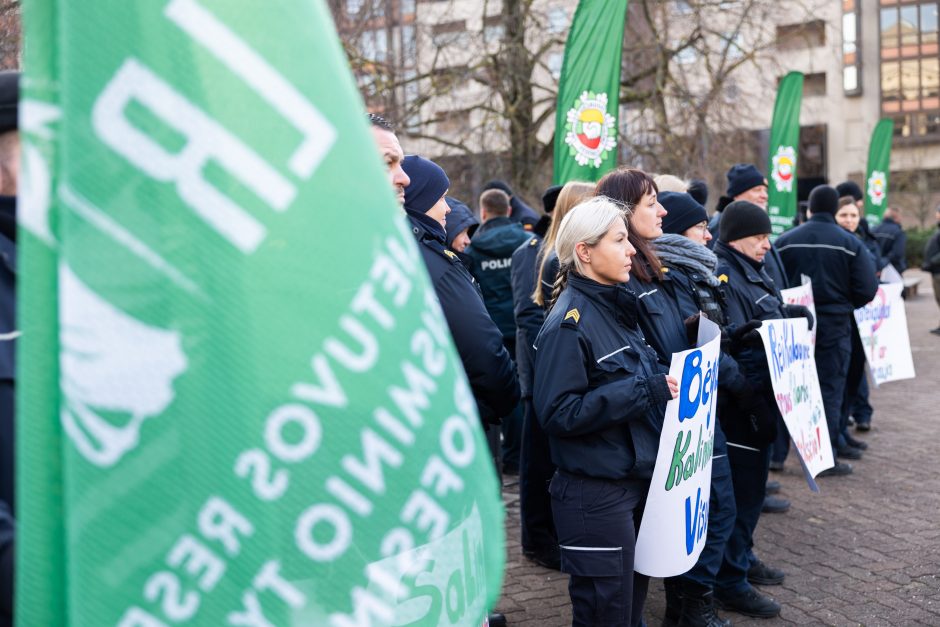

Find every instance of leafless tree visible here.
[0,0,20,70]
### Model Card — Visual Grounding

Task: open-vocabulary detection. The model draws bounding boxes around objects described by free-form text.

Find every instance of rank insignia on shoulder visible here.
[718,273,728,283]
[444,250,458,260]
[529,238,538,246]
[564,308,580,324]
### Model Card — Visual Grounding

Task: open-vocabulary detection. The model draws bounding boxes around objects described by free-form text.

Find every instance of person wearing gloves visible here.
[776,186,878,468]
[711,200,815,619]
[533,197,678,627]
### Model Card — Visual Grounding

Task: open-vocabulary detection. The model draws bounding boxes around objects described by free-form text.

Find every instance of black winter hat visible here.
[726,164,767,198]
[835,180,863,202]
[0,72,19,134]
[659,192,709,235]
[483,179,513,196]
[444,196,479,246]
[687,179,709,207]
[719,200,772,242]
[809,184,840,216]
[541,185,563,213]
[403,155,450,215]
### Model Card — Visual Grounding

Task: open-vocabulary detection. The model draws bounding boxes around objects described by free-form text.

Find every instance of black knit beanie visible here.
[0,72,18,134]
[687,179,709,207]
[719,200,771,242]
[835,180,863,202]
[726,164,766,198]
[659,192,709,235]
[809,185,840,215]
[542,185,563,213]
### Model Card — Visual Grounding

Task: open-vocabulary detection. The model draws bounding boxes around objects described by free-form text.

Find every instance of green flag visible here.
[767,71,803,239]
[553,0,629,185]
[18,2,505,626]
[863,118,894,226]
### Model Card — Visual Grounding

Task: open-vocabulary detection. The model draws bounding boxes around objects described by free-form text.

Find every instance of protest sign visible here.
[635,317,721,577]
[854,282,916,385]
[758,319,834,489]
[780,274,816,351]
[18,1,505,625]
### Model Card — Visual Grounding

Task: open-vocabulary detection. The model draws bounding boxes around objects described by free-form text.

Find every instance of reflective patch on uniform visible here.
[718,273,728,283]
[564,308,580,324]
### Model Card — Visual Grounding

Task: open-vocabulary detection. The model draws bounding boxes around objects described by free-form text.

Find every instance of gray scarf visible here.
[654,233,721,287]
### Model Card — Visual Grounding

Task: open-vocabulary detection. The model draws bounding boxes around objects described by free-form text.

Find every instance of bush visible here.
[905,227,935,270]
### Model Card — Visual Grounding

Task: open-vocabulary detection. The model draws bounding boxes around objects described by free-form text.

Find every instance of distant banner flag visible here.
[758,319,834,491]
[635,317,721,577]
[854,283,916,385]
[17,1,505,625]
[767,71,804,240]
[553,0,629,185]
[864,118,894,226]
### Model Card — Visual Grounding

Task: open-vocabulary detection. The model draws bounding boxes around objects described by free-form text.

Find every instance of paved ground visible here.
[495,270,940,626]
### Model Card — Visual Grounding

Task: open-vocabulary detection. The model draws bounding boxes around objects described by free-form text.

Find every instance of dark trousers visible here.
[770,414,790,464]
[519,397,557,555]
[716,445,770,595]
[676,455,736,588]
[845,320,872,427]
[500,337,523,470]
[0,383,13,516]
[550,471,650,627]
[814,314,853,451]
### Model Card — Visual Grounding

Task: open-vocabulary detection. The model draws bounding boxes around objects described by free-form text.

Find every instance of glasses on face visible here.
[690,221,708,233]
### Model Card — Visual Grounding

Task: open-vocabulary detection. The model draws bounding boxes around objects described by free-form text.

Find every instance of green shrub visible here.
[906,227,935,270]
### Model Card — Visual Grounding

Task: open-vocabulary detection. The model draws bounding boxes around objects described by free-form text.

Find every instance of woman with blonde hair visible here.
[533,196,678,627]
[532,181,596,307]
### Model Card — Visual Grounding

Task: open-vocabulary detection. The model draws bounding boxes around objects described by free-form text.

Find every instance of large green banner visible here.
[863,118,894,226]
[553,0,629,185]
[17,1,505,625]
[767,71,803,240]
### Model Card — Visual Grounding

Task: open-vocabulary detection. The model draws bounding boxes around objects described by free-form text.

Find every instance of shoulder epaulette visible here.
[529,238,538,247]
[561,307,581,329]
[718,273,728,283]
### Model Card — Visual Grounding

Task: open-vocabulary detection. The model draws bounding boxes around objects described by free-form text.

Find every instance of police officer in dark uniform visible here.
[712,201,813,619]
[400,155,520,430]
[0,70,17,627]
[510,185,562,570]
[776,186,878,470]
[534,197,677,627]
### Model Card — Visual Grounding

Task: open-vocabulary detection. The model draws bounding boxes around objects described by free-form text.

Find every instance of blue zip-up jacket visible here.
[775,213,878,315]
[627,256,690,367]
[871,216,907,272]
[408,214,520,423]
[465,217,533,339]
[533,274,671,480]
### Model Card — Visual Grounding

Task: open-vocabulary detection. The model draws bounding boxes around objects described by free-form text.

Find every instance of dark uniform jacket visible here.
[924,228,940,274]
[465,217,533,339]
[511,236,543,398]
[408,214,520,423]
[871,216,906,272]
[627,256,689,367]
[775,213,879,315]
[0,197,15,516]
[533,274,671,480]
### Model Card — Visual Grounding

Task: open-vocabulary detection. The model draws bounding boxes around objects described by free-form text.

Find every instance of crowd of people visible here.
[366,113,934,627]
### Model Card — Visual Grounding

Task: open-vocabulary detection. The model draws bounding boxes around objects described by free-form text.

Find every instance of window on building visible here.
[346,0,363,16]
[803,72,827,96]
[548,7,568,34]
[400,0,416,15]
[483,15,505,43]
[360,28,388,63]
[776,19,827,49]
[880,1,940,139]
[722,32,744,60]
[548,51,564,79]
[675,43,698,65]
[401,24,417,66]
[843,0,862,95]
[433,19,469,47]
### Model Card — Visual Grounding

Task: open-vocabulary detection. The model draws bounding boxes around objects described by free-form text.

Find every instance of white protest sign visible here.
[854,282,916,385]
[780,274,816,352]
[759,318,834,489]
[635,317,721,577]
[880,263,904,285]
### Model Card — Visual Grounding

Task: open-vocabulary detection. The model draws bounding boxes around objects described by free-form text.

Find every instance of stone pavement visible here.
[494,270,940,626]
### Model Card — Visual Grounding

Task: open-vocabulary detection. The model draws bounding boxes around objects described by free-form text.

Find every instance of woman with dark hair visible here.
[595,168,689,362]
